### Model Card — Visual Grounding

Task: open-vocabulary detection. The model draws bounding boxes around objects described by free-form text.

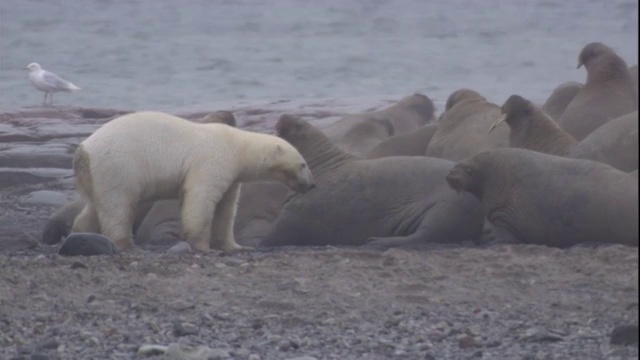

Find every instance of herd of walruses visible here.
[43,41,639,253]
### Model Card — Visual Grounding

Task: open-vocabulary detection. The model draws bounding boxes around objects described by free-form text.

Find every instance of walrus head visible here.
[398,93,436,123]
[446,161,483,199]
[487,95,533,134]
[201,111,237,127]
[577,42,615,69]
[276,114,312,142]
[445,89,486,112]
[577,42,631,85]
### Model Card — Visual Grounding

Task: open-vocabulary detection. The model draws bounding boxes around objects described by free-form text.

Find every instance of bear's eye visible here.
[300,163,307,169]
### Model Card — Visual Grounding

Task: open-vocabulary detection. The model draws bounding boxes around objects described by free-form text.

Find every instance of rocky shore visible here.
[0,102,638,359]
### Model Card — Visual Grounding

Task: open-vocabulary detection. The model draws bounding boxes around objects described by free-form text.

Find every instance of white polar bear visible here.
[71,111,315,253]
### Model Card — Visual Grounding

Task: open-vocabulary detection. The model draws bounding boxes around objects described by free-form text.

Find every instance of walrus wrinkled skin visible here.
[134,181,292,249]
[541,81,583,120]
[446,148,638,248]
[323,93,435,156]
[569,111,638,172]
[426,89,509,161]
[363,124,437,159]
[558,42,638,141]
[488,95,577,156]
[260,115,484,249]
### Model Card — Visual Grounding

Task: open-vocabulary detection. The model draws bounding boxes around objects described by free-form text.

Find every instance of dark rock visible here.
[58,233,117,256]
[610,324,639,346]
[70,261,87,270]
[0,123,37,142]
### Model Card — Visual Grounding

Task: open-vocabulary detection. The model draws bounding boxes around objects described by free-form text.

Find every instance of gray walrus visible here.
[363,124,437,159]
[488,94,577,156]
[260,115,484,249]
[569,110,638,172]
[323,93,435,156]
[541,81,584,120]
[446,148,638,247]
[134,180,292,249]
[41,111,238,246]
[558,42,637,141]
[426,89,509,161]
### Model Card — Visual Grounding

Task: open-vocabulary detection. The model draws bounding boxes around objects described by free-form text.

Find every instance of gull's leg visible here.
[42,93,47,106]
[50,93,54,106]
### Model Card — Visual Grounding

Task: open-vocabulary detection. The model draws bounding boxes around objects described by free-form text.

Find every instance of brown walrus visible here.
[426,89,508,161]
[488,94,577,156]
[569,110,639,172]
[446,148,638,247]
[558,42,638,141]
[541,81,583,120]
[260,115,484,249]
[134,180,292,249]
[363,124,437,159]
[323,93,435,156]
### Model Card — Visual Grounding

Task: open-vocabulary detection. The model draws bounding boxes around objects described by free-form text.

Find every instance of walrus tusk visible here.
[487,114,507,134]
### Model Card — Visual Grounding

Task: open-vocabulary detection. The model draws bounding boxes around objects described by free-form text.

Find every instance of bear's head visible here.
[264,139,316,194]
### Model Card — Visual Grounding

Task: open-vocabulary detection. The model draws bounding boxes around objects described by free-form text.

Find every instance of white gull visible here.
[25,62,81,106]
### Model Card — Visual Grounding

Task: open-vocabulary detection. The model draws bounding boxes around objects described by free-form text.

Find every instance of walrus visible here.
[260,115,484,249]
[541,81,583,120]
[363,124,437,159]
[323,93,435,156]
[134,180,292,249]
[487,94,577,156]
[558,42,637,141]
[569,110,638,172]
[446,148,638,247]
[426,89,509,161]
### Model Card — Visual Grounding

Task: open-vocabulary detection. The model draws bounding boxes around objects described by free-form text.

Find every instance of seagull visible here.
[24,62,81,106]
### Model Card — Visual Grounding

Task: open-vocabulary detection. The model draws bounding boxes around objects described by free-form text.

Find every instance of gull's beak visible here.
[23,66,28,70]
[487,114,507,134]
[576,61,583,69]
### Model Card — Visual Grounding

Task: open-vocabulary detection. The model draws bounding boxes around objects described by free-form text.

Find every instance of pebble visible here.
[173,322,199,337]
[610,324,639,346]
[136,344,168,356]
[164,343,230,360]
[167,241,191,254]
[248,355,261,360]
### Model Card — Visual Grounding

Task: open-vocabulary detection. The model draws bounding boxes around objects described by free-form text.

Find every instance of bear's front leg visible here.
[210,182,254,253]
[181,185,220,252]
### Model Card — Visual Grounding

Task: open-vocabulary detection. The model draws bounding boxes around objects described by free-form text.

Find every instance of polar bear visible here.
[71,111,315,253]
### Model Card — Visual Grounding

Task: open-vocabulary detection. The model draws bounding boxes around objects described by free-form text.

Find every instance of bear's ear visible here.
[276,114,302,138]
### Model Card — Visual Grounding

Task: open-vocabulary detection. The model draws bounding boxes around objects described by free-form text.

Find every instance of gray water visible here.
[0,0,637,111]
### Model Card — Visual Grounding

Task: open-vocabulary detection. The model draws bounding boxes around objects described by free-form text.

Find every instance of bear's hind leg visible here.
[96,195,138,251]
[210,183,253,253]
[71,203,100,233]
